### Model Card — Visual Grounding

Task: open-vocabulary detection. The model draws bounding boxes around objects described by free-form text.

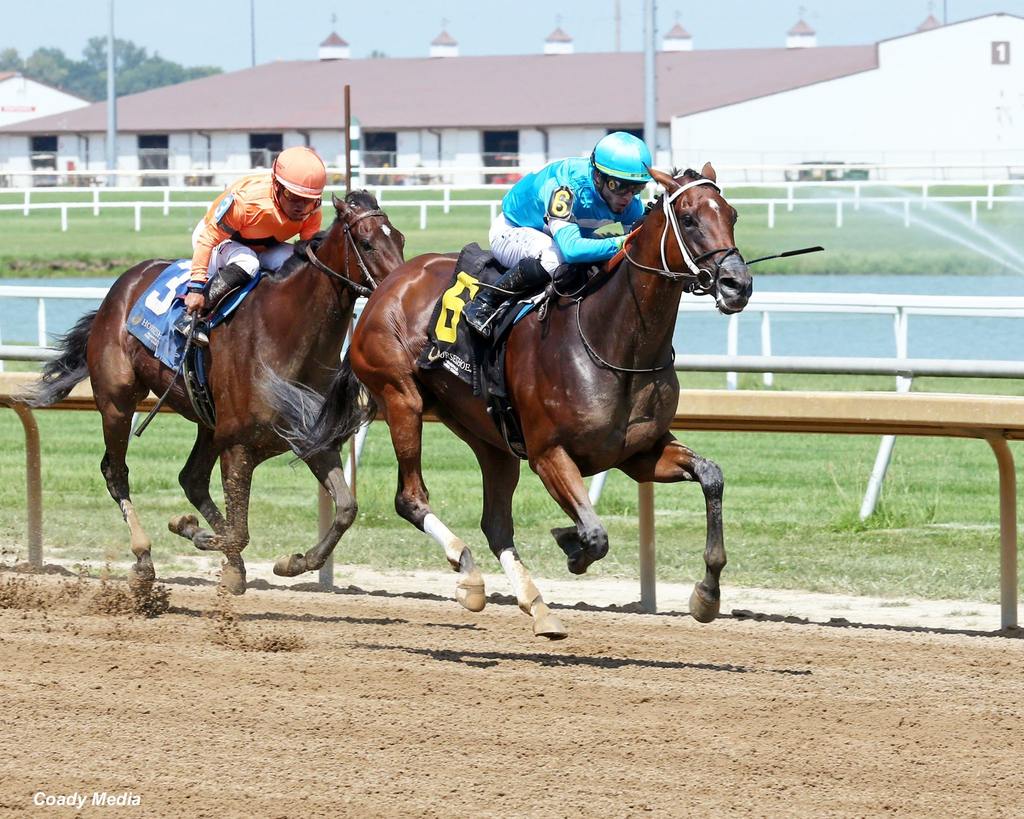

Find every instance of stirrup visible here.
[175,314,209,346]
[463,304,497,337]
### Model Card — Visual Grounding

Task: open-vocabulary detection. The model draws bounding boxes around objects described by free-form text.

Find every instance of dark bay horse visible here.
[23,191,405,594]
[281,164,751,638]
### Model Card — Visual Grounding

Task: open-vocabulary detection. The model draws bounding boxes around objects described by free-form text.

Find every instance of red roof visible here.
[665,23,692,39]
[0,72,17,83]
[320,32,349,47]
[431,30,457,46]
[917,14,941,32]
[0,46,879,133]
[546,27,573,43]
[788,19,815,35]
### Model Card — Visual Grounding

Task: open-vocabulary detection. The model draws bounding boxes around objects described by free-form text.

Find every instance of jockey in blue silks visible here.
[463,131,652,336]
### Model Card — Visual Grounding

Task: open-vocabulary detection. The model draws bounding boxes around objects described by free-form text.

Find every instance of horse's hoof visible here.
[273,553,307,577]
[127,561,155,593]
[192,530,220,552]
[168,514,199,538]
[220,562,247,596]
[566,551,591,575]
[531,603,568,640]
[456,570,486,612]
[689,583,720,623]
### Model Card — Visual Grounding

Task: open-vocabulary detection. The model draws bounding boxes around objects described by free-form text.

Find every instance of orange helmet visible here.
[272,146,327,198]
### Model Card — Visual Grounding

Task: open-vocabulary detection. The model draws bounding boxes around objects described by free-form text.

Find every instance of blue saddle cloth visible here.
[125,260,261,370]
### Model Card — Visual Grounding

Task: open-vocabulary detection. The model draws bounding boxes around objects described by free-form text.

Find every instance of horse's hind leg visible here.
[273,448,355,579]
[96,390,154,591]
[530,445,610,575]
[169,427,226,551]
[467,439,566,639]
[617,433,726,623]
[380,385,486,612]
[216,444,257,595]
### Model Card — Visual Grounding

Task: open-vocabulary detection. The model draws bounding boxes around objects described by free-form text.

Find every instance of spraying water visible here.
[851,188,1024,274]
[879,185,1024,270]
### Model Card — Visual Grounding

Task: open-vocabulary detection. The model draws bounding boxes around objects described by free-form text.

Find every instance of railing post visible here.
[134,204,142,232]
[163,189,170,216]
[23,189,30,217]
[971,199,978,225]
[93,188,100,216]
[760,312,773,387]
[443,186,451,215]
[726,313,739,390]
[986,435,1018,630]
[11,405,43,569]
[419,203,427,230]
[638,482,656,613]
[854,182,861,211]
[988,182,995,210]
[835,200,843,228]
[903,199,910,228]
[767,200,775,229]
[60,206,67,232]
[37,299,46,347]
[786,184,794,212]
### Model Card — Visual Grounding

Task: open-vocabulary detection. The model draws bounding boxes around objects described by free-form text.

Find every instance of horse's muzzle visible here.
[715,258,753,314]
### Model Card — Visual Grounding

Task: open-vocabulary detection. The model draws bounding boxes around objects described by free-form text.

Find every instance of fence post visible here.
[726,313,739,390]
[786,184,794,212]
[835,200,843,229]
[37,299,46,347]
[419,203,427,230]
[23,190,30,217]
[638,482,656,613]
[854,182,861,211]
[93,188,100,216]
[134,204,141,232]
[60,206,67,232]
[767,200,775,229]
[760,312,773,387]
[163,189,170,216]
[988,182,995,210]
[903,199,910,228]
[971,199,978,225]
[443,186,451,215]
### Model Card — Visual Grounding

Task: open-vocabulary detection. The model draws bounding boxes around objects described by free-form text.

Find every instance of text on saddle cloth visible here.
[125,259,262,370]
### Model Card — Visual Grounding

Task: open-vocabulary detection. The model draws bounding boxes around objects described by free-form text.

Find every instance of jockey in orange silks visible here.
[176,146,327,343]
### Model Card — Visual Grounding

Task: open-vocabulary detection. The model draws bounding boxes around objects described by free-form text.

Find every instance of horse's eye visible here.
[681,213,696,228]
[361,239,373,251]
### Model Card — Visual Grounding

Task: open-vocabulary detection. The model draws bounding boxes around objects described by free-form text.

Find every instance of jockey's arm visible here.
[548,220,623,265]
[189,192,241,287]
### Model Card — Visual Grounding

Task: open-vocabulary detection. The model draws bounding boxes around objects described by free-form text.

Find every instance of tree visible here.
[0,48,22,72]
[23,48,76,90]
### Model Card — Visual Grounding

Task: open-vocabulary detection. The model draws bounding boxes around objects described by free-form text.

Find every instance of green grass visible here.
[1,187,1021,277]
[0,372,1018,603]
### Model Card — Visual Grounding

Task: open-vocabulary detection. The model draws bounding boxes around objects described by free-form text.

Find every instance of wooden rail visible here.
[2,373,1021,628]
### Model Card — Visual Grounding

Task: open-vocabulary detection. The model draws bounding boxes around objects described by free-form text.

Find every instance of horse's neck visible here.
[580,246,683,369]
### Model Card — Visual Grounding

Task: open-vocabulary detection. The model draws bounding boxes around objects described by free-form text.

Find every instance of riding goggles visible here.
[600,174,647,195]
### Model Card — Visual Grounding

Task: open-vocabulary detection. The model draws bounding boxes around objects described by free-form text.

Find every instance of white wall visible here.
[671,14,1024,177]
[0,76,88,128]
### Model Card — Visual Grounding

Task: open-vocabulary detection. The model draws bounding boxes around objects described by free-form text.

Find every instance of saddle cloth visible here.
[125,259,261,370]
[417,243,543,458]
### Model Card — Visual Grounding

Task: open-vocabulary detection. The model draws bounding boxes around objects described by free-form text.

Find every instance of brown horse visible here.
[279,164,751,638]
[23,191,405,594]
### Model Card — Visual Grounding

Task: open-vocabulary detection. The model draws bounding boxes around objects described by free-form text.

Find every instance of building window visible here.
[30,135,58,186]
[483,130,519,183]
[138,134,169,186]
[363,131,397,184]
[249,133,283,168]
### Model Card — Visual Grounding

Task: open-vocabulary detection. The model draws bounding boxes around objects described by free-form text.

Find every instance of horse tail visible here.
[19,309,97,408]
[263,352,378,459]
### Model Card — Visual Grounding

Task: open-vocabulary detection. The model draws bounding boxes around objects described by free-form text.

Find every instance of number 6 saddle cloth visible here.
[417,242,546,458]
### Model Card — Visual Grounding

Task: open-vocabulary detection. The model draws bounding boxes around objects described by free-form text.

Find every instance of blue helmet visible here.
[591,132,653,183]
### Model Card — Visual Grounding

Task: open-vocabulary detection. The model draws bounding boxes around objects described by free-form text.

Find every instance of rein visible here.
[302,207,387,299]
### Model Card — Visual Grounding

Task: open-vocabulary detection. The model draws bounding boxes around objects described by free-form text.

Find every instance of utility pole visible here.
[106,0,117,187]
[250,0,256,67]
[615,0,621,51]
[643,0,656,158]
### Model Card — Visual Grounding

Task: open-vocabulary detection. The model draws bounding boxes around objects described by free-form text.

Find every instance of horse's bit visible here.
[303,207,388,298]
[623,177,742,295]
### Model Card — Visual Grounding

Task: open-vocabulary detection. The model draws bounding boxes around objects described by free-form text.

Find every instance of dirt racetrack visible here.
[1,570,1022,818]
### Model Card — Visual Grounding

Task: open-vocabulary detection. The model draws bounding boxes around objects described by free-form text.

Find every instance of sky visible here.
[2,0,1023,71]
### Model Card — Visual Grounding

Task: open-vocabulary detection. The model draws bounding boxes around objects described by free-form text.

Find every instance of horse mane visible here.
[270,190,382,280]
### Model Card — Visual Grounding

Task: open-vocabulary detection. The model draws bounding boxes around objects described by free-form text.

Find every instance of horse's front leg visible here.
[617,433,725,623]
[168,426,227,552]
[216,444,257,595]
[531,445,609,575]
[273,447,356,579]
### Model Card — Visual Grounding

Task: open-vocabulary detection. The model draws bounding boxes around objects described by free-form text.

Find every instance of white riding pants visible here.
[191,220,295,278]
[488,213,564,274]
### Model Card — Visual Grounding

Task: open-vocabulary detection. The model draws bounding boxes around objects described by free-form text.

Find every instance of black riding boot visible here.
[462,257,551,337]
[174,263,251,346]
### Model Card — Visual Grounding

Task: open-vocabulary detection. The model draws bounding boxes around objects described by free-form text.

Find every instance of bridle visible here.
[302,206,388,299]
[622,177,742,296]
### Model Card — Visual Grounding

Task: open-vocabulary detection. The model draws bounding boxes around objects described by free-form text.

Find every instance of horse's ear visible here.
[332,192,348,213]
[700,162,717,183]
[648,167,679,192]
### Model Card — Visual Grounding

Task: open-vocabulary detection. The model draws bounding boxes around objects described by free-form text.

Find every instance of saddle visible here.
[417,243,552,458]
[126,259,261,428]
